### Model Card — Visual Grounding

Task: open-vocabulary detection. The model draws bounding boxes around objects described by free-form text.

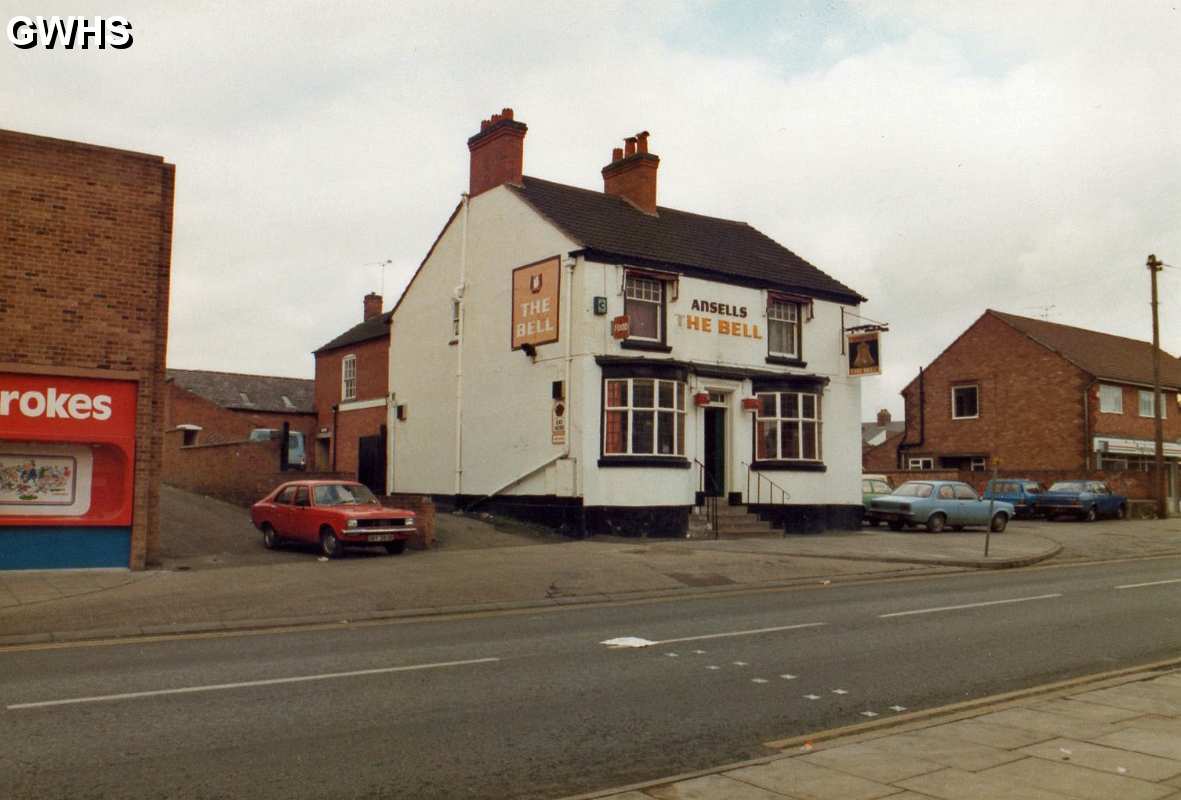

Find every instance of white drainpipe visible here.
[454,193,470,497]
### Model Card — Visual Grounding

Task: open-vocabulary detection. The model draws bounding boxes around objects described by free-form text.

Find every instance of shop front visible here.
[0,372,138,569]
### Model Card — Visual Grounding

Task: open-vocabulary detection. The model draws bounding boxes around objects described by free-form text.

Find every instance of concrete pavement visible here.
[578,663,1181,800]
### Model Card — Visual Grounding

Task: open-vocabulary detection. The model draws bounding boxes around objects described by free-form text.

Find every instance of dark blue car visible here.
[1034,480,1127,522]
[982,479,1045,519]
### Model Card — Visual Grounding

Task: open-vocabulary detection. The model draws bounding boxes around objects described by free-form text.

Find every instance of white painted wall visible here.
[390,189,862,509]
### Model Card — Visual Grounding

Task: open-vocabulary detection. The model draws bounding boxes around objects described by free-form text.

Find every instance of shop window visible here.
[624,275,663,342]
[341,355,357,401]
[755,391,821,462]
[603,377,685,457]
[1139,390,1166,418]
[952,385,978,419]
[767,300,800,358]
[1099,384,1123,414]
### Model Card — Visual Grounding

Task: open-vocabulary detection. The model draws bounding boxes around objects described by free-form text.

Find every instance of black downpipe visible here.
[280,421,290,472]
[331,404,339,471]
[896,367,925,468]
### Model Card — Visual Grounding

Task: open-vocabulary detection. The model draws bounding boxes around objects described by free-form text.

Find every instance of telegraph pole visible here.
[1147,254,1167,518]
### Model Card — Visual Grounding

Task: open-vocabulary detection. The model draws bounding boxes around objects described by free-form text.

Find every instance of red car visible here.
[250,480,416,558]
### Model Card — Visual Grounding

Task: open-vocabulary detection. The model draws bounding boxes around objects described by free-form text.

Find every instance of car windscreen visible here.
[313,483,379,506]
[1048,481,1086,492]
[893,482,933,498]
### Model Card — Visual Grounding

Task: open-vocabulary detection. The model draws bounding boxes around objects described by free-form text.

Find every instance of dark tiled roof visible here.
[509,176,864,303]
[314,311,392,354]
[992,310,1181,390]
[167,369,314,413]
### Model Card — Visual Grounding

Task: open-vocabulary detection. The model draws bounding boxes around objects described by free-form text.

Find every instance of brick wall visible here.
[382,493,436,549]
[314,334,388,475]
[1089,383,1181,445]
[0,129,174,568]
[164,382,315,458]
[896,312,1091,472]
[162,431,349,507]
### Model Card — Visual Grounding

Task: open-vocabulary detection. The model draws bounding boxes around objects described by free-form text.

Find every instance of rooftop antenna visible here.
[365,259,393,296]
[1023,304,1055,320]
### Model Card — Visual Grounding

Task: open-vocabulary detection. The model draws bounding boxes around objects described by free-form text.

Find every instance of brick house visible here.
[313,294,391,494]
[0,129,173,569]
[861,409,904,470]
[163,368,315,474]
[892,310,1181,509]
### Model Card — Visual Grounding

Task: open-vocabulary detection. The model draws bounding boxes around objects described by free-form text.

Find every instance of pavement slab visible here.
[916,718,1057,750]
[867,729,1026,772]
[1018,738,1181,782]
[980,756,1176,800]
[642,775,792,799]
[725,757,901,800]
[969,707,1130,741]
[897,766,1082,799]
[1073,685,1181,717]
[1093,727,1181,762]
[1029,697,1148,723]
[799,741,944,783]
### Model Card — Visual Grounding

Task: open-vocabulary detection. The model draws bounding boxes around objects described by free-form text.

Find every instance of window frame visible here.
[1098,384,1123,414]
[1139,389,1167,418]
[908,457,934,470]
[767,299,801,359]
[622,273,666,347]
[951,384,979,420]
[601,377,686,461]
[451,299,462,340]
[753,390,823,465]
[341,354,357,401]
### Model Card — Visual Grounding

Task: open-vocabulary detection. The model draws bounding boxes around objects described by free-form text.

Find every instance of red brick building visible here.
[0,129,174,569]
[313,293,391,494]
[163,369,315,477]
[891,310,1181,509]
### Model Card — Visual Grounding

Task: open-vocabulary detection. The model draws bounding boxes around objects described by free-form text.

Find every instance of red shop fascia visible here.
[0,372,138,528]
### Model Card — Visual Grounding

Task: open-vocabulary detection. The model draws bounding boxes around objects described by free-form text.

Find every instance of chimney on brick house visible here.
[364,292,383,320]
[467,108,528,197]
[602,131,660,215]
[876,409,892,426]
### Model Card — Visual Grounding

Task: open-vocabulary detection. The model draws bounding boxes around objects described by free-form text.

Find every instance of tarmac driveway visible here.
[158,485,562,571]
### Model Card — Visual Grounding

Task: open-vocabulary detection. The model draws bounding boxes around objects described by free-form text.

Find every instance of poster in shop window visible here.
[0,444,94,516]
[511,256,561,350]
[847,332,881,376]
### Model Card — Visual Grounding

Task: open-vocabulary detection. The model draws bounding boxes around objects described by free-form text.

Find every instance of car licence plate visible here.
[367,534,395,543]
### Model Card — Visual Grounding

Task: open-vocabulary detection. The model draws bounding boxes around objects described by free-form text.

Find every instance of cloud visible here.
[2,1,1178,423]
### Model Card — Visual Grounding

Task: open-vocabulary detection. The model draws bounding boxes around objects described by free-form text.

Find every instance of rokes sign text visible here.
[0,389,113,421]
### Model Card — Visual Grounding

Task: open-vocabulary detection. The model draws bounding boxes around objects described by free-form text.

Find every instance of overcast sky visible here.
[4,0,1179,420]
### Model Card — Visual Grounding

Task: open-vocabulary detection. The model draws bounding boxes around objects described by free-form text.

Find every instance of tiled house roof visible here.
[509,176,864,304]
[992,311,1181,390]
[166,369,314,413]
[314,311,392,354]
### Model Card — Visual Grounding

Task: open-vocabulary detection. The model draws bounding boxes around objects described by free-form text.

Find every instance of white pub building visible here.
[387,110,869,537]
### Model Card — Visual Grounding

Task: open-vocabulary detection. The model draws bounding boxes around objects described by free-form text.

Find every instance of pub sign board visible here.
[847,332,881,376]
[511,256,561,350]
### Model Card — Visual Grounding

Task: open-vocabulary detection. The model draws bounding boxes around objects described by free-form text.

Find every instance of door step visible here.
[691,503,783,538]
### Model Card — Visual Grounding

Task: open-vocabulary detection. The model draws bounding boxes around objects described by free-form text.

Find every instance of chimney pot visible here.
[876,409,892,426]
[612,147,623,162]
[636,131,649,153]
[502,108,513,119]
[624,136,637,157]
[602,130,660,214]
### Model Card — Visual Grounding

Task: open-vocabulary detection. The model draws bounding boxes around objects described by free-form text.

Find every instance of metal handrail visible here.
[741,461,792,505]
[692,459,721,539]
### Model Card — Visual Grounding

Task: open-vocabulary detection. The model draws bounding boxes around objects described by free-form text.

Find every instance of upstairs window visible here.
[755,391,821,462]
[341,355,357,401]
[1139,389,1167,418]
[1099,384,1123,414]
[767,300,800,358]
[624,275,663,342]
[952,385,978,419]
[908,457,933,470]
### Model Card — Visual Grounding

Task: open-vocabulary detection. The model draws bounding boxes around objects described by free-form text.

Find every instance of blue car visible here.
[1034,480,1127,522]
[867,480,1015,533]
[982,479,1045,519]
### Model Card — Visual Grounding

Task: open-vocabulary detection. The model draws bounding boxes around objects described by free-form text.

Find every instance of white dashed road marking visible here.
[1116,578,1181,590]
[889,705,907,712]
[860,711,879,717]
[751,678,769,684]
[804,694,821,700]
[602,622,825,648]
[831,689,848,695]
[878,594,1062,618]
[780,674,798,680]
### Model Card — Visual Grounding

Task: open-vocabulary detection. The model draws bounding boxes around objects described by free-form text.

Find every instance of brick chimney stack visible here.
[876,409,892,426]
[467,108,528,197]
[364,292,383,321]
[602,130,660,215]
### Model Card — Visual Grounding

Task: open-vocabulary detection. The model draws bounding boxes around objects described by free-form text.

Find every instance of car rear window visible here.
[894,482,933,498]
[1049,481,1086,492]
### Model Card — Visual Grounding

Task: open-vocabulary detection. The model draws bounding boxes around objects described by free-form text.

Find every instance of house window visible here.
[755,391,821,462]
[1099,384,1123,414]
[1139,390,1166,418]
[767,300,800,358]
[182,429,198,446]
[908,457,933,470]
[341,355,357,401]
[952,385,979,419]
[603,378,685,456]
[970,457,987,472]
[624,275,663,342]
[451,299,462,339]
